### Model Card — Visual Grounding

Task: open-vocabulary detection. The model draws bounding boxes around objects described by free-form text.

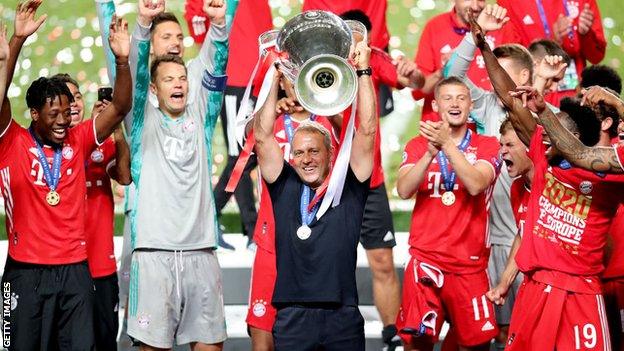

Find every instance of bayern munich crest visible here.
[62,146,74,160]
[90,149,104,163]
[579,180,593,194]
[252,299,267,317]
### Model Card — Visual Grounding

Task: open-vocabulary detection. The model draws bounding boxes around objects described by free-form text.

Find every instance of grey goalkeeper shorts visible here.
[127,249,226,348]
[487,243,523,326]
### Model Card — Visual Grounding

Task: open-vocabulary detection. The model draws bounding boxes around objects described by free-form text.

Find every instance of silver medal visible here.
[296,225,312,240]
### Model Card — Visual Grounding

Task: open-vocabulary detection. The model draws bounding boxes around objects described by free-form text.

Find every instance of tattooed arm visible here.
[539,106,623,173]
[469,13,536,146]
[514,86,624,173]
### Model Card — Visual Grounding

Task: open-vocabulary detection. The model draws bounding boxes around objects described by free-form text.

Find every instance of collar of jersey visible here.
[159,109,186,126]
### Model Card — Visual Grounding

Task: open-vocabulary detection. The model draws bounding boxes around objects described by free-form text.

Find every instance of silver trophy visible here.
[276,11,358,117]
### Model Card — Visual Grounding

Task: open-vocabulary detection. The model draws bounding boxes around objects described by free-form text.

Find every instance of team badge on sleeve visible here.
[252,299,268,317]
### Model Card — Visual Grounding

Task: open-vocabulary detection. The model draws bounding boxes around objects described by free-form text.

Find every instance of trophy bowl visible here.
[276,10,358,116]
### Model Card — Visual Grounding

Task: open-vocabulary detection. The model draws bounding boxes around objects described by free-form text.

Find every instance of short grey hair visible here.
[291,120,332,152]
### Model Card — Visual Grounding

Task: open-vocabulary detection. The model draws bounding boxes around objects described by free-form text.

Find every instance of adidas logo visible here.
[482,321,495,331]
[383,231,395,242]
[523,15,534,25]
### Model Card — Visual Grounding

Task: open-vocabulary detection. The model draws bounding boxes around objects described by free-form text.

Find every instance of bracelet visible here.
[356,67,372,77]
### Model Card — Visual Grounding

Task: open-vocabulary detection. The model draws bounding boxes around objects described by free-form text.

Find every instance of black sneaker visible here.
[382,324,402,351]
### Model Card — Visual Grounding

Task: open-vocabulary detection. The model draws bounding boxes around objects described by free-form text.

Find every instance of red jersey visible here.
[184,0,273,87]
[85,137,117,278]
[603,205,624,279]
[0,119,98,264]
[510,178,531,237]
[516,127,624,278]
[253,114,338,252]
[413,8,520,122]
[302,0,390,49]
[498,0,605,93]
[400,133,500,273]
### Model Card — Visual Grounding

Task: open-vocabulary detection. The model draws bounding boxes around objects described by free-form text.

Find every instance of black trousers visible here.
[273,305,365,351]
[93,273,119,351]
[1,257,95,351]
[214,85,258,238]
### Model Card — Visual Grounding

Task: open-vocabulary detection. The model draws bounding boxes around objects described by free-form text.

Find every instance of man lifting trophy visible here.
[250,10,377,350]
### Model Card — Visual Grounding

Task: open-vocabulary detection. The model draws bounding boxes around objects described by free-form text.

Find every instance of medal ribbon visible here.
[300,185,320,226]
[436,129,472,193]
[29,127,62,192]
[535,0,573,40]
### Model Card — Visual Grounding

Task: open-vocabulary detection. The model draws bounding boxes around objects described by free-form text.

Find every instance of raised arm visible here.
[515,86,624,173]
[578,1,606,64]
[394,56,424,89]
[0,25,8,109]
[189,0,231,129]
[581,86,624,121]
[254,68,284,184]
[350,40,376,182]
[469,14,536,146]
[108,126,132,185]
[1,0,47,133]
[94,16,132,143]
[532,55,568,95]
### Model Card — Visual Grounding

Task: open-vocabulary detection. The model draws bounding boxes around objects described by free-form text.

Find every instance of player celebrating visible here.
[0,7,132,349]
[397,77,500,351]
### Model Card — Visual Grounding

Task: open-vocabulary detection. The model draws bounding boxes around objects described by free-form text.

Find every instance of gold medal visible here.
[441,191,455,206]
[46,191,61,206]
[296,225,312,240]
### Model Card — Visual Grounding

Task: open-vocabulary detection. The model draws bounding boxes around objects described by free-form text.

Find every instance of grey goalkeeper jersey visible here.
[128,23,229,251]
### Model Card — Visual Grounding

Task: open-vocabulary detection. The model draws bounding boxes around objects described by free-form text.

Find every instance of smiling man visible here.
[0,8,132,350]
[396,77,500,351]
[252,39,376,350]
[123,1,234,349]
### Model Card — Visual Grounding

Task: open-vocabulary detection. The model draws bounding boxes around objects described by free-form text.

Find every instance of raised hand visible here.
[476,4,510,33]
[553,14,573,43]
[137,0,165,27]
[0,23,8,62]
[578,3,594,35]
[509,86,546,113]
[109,16,130,60]
[204,0,226,26]
[581,86,623,109]
[276,97,303,115]
[395,56,417,78]
[536,55,568,80]
[91,99,111,119]
[468,10,487,49]
[351,40,371,70]
[14,0,47,39]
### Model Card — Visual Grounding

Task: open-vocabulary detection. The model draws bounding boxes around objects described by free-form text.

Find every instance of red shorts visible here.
[397,256,498,347]
[506,275,611,351]
[603,278,624,350]
[245,246,277,332]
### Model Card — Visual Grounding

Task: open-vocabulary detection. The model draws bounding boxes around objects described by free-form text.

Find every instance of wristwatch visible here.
[356,67,372,77]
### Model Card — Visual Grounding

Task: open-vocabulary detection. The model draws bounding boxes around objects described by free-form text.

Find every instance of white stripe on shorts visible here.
[596,294,612,351]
